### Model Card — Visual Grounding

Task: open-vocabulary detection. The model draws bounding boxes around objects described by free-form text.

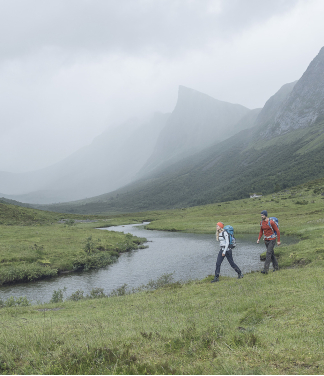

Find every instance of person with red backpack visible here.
[257,210,281,274]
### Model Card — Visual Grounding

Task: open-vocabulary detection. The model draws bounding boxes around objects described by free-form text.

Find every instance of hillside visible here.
[33,83,300,214]
[0,87,256,206]
[35,47,324,215]
[260,46,324,137]
[139,86,253,176]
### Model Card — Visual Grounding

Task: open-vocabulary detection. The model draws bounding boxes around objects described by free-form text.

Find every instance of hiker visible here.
[257,210,280,274]
[211,222,243,283]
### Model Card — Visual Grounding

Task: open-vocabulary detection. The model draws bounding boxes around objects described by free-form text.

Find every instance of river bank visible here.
[0,219,146,286]
[0,223,271,304]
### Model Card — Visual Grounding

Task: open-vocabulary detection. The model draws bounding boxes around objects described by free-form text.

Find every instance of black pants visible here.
[215,248,241,278]
[264,239,279,272]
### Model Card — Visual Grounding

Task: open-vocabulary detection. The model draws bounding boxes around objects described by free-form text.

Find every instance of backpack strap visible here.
[223,229,232,242]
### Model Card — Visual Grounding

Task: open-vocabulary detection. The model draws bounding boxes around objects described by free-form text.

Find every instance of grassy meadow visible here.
[1,177,324,374]
[0,204,146,285]
[1,267,324,374]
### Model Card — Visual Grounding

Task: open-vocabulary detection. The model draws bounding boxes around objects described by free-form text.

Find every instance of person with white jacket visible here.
[211,222,243,283]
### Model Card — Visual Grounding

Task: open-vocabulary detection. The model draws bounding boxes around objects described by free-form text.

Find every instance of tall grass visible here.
[0,267,324,374]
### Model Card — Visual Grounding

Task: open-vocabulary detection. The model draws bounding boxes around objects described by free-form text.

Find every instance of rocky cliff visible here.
[255,81,297,130]
[261,47,324,137]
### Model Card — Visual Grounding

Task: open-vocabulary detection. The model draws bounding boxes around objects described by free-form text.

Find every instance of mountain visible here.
[254,81,297,130]
[35,79,292,214]
[260,47,324,138]
[37,46,324,214]
[139,86,252,176]
[0,113,169,204]
[1,86,255,205]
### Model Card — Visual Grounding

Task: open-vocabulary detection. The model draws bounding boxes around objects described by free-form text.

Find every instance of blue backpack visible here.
[223,225,236,249]
[260,217,279,237]
[268,217,279,236]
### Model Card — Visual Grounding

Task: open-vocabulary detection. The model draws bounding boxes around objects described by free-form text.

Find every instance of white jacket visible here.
[217,230,229,254]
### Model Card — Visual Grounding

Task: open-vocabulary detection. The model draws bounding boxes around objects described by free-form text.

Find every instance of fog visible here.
[0,0,324,173]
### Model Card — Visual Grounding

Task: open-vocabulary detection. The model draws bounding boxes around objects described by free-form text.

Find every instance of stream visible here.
[0,223,297,304]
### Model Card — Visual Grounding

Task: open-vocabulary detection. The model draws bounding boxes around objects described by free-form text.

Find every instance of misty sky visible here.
[1,0,324,173]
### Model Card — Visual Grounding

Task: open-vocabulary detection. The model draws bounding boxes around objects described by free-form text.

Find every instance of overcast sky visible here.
[1,0,324,172]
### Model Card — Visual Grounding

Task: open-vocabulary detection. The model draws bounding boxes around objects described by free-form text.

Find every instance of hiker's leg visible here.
[263,240,273,272]
[225,250,241,275]
[270,240,279,270]
[215,248,225,277]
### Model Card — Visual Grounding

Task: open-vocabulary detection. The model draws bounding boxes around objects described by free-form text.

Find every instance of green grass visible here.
[38,120,324,214]
[133,178,324,270]
[0,204,146,285]
[1,267,324,374]
[1,177,324,373]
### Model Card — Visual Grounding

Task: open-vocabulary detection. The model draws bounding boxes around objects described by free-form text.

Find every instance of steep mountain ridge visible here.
[36,47,324,214]
[1,87,256,205]
[254,81,297,130]
[261,46,324,138]
[139,86,252,176]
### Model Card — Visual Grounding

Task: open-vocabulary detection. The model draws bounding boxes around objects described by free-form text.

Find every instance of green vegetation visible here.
[0,203,146,285]
[1,267,324,374]
[91,177,324,271]
[1,177,324,373]
[36,120,324,215]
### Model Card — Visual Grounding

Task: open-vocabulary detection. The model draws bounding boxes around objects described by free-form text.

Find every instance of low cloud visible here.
[0,0,323,172]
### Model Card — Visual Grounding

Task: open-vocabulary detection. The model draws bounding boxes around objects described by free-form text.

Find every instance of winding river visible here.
[0,223,296,304]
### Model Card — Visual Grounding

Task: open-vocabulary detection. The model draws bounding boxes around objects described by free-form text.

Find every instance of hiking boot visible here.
[260,270,268,274]
[238,273,244,279]
[273,268,279,272]
[211,276,219,283]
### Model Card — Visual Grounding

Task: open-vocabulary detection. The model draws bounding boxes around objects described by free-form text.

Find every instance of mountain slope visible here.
[37,46,324,214]
[39,116,324,214]
[139,86,252,176]
[1,86,254,205]
[261,46,324,138]
[254,81,297,129]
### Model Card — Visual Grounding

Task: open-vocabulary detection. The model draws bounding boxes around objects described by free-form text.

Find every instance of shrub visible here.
[65,219,75,226]
[110,284,128,297]
[72,254,112,272]
[0,264,58,285]
[0,296,30,308]
[50,287,67,303]
[295,200,309,205]
[68,290,85,301]
[84,236,95,254]
[88,287,106,299]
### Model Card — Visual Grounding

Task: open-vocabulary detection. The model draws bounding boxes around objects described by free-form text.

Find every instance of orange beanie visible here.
[217,222,224,228]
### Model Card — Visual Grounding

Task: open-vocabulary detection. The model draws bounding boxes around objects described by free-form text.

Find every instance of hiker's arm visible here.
[257,227,263,243]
